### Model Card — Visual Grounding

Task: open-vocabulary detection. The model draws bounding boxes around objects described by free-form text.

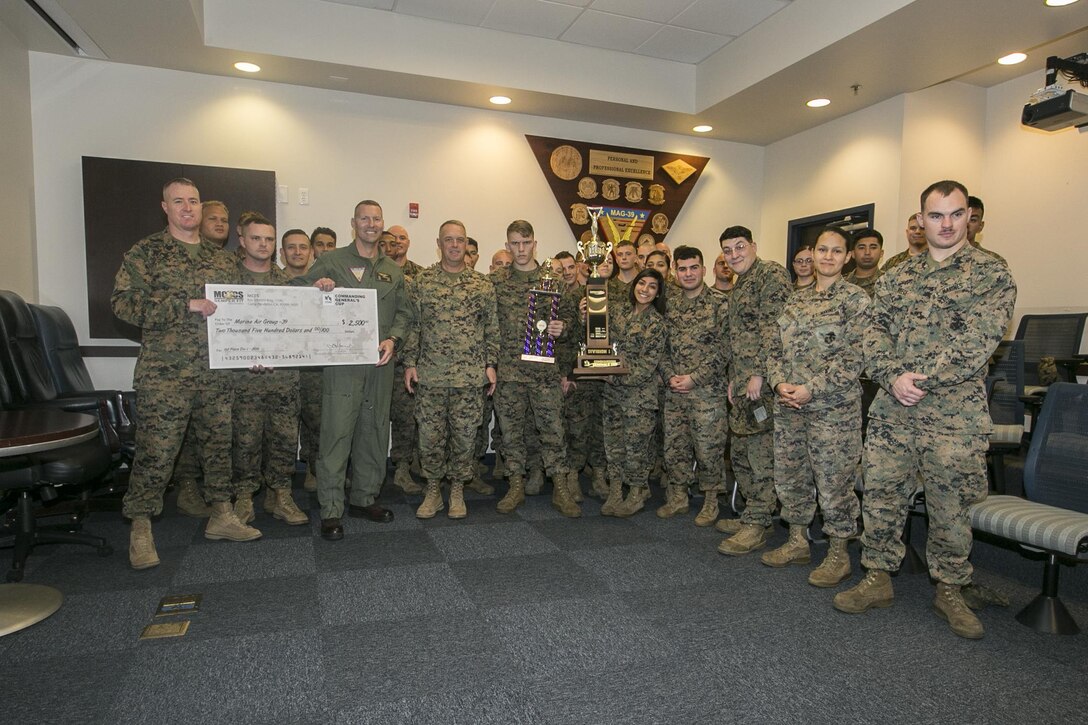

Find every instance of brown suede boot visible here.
[551,472,582,518]
[600,479,624,516]
[176,481,211,518]
[614,486,649,518]
[416,480,445,519]
[809,537,852,588]
[448,481,467,519]
[656,484,689,519]
[496,474,526,514]
[717,523,769,556]
[129,517,159,570]
[833,570,894,614]
[760,525,812,568]
[205,502,262,542]
[693,490,719,527]
[934,583,984,639]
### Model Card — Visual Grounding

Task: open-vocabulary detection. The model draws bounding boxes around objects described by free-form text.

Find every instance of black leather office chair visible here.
[986,341,1026,493]
[970,383,1088,634]
[30,303,135,458]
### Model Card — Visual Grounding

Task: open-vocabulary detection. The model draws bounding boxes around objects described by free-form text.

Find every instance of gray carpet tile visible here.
[5,650,134,723]
[110,630,327,724]
[418,499,516,528]
[335,687,543,725]
[483,595,683,680]
[21,543,187,595]
[0,587,159,661]
[313,528,446,572]
[317,562,475,626]
[511,495,565,521]
[450,551,609,608]
[165,573,321,641]
[172,535,315,586]
[427,520,561,561]
[568,541,718,593]
[533,515,661,551]
[318,618,516,707]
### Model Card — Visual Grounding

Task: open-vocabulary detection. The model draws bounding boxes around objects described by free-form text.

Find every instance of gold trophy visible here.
[520,258,561,364]
[573,206,628,377]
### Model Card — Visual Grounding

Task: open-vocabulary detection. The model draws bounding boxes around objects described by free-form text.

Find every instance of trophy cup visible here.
[573,206,628,378]
[520,259,561,364]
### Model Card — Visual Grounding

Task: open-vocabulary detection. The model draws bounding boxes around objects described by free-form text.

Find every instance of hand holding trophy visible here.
[573,206,628,378]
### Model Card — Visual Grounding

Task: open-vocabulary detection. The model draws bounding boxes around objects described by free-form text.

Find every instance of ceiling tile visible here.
[635,25,733,64]
[482,0,583,39]
[560,9,660,52]
[324,0,396,10]
[671,0,789,37]
[587,0,694,24]
[392,0,496,26]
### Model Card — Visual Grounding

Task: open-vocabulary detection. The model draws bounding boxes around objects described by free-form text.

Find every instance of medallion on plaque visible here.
[521,260,562,364]
[573,207,628,378]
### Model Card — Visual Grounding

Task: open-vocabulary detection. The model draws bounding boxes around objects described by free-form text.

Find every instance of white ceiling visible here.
[3,0,1087,145]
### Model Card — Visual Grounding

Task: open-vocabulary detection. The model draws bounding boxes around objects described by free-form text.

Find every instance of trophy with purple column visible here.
[520,259,561,364]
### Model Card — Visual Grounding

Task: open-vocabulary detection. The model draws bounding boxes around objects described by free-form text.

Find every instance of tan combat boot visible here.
[416,480,445,519]
[590,466,609,499]
[448,481,468,519]
[267,488,308,525]
[466,472,495,496]
[833,570,894,613]
[303,468,318,492]
[492,452,506,479]
[129,517,160,570]
[234,493,255,524]
[934,583,984,639]
[761,525,812,568]
[614,485,649,518]
[395,462,423,495]
[567,470,584,503]
[551,472,582,518]
[176,480,211,518]
[715,518,743,535]
[693,490,718,527]
[496,474,526,514]
[526,467,545,495]
[205,501,262,542]
[717,523,769,556]
[600,479,624,516]
[809,536,852,588]
[656,485,689,519]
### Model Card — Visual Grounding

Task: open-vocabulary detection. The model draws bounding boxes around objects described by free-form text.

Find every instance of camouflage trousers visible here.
[663,387,727,491]
[170,423,204,489]
[773,400,861,538]
[474,393,501,460]
[416,384,484,484]
[494,380,570,479]
[317,364,393,519]
[860,420,988,585]
[564,380,604,472]
[731,428,777,527]
[233,376,301,494]
[603,385,657,488]
[298,369,323,472]
[123,385,235,518]
[389,362,418,465]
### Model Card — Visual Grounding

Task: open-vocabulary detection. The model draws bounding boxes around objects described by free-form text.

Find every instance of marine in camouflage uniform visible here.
[764,262,868,581]
[600,272,668,518]
[389,256,425,493]
[402,220,500,519]
[843,267,882,299]
[835,182,1017,640]
[298,368,323,489]
[717,227,792,555]
[490,224,579,516]
[557,281,606,494]
[112,178,252,568]
[658,257,730,526]
[289,201,409,537]
[231,244,306,527]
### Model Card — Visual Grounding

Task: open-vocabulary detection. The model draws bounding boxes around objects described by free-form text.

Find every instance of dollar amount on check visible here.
[205,284,380,368]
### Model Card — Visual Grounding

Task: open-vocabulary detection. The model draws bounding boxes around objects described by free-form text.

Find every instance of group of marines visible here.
[113,177,1013,640]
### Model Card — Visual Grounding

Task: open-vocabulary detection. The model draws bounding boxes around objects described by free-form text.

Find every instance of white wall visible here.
[30,53,763,390]
[982,72,1088,325]
[0,20,36,301]
[760,95,906,261]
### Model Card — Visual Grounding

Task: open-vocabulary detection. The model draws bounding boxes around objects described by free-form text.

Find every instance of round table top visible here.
[0,409,99,458]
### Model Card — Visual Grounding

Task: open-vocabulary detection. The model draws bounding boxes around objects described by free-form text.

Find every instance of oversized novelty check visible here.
[205,284,379,369]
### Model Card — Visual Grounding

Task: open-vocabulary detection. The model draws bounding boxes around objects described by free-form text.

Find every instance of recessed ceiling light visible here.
[1045,0,1079,7]
[234,62,260,73]
[490,95,511,105]
[998,52,1027,65]
[692,125,713,133]
[806,98,831,108]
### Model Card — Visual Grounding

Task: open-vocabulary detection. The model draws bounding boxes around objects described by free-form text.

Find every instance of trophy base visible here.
[572,353,629,379]
[520,354,555,364]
